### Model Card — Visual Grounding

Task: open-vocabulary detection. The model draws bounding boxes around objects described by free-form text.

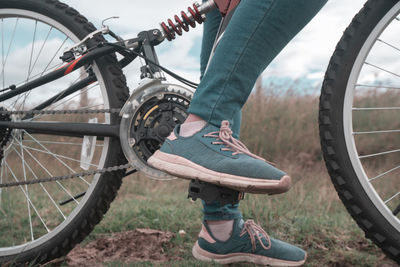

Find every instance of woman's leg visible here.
[198,4,242,228]
[149,0,328,264]
[188,0,328,127]
[148,0,328,195]
[190,0,328,265]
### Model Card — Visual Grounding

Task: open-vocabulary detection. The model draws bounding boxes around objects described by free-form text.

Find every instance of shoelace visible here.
[239,220,272,252]
[204,120,274,165]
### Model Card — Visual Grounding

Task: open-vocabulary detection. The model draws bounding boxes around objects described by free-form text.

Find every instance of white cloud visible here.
[263,0,366,82]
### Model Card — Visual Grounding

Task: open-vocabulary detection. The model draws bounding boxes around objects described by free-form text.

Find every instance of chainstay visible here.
[0,107,130,188]
[0,163,132,188]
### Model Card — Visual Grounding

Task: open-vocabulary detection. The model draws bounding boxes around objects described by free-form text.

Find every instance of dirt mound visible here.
[66,229,177,266]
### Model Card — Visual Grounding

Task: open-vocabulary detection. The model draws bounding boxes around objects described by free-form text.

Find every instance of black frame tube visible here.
[0,121,120,138]
[0,45,117,102]
[29,75,97,115]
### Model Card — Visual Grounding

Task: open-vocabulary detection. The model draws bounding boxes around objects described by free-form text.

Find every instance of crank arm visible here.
[0,121,120,138]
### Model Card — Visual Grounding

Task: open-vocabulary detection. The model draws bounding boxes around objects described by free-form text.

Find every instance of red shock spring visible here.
[161,3,205,41]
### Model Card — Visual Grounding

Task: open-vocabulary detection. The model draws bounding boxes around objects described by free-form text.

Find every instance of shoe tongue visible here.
[235,218,245,232]
[200,123,220,135]
[174,124,182,136]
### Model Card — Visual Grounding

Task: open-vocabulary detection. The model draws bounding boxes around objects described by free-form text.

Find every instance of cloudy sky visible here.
[62,0,368,90]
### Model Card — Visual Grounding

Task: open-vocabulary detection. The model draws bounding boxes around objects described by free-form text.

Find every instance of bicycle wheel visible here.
[320,0,400,262]
[0,0,128,264]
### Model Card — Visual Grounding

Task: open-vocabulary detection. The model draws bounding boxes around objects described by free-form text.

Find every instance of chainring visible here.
[120,79,193,180]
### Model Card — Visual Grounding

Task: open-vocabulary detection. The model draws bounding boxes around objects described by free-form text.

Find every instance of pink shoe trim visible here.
[192,241,307,266]
[198,225,216,244]
[147,150,291,194]
[167,132,177,141]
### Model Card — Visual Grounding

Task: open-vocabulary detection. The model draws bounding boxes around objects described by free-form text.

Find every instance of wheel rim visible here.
[344,2,400,233]
[0,9,111,255]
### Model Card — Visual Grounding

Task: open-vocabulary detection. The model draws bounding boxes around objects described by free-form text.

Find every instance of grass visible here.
[2,84,399,266]
[76,87,398,266]
[78,162,395,266]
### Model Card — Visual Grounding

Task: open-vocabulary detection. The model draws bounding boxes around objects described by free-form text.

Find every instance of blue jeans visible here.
[195,0,328,221]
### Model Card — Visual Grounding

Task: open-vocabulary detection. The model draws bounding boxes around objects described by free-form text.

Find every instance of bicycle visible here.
[0,0,398,265]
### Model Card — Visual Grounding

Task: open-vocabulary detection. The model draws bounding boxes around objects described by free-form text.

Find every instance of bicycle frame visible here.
[0,42,132,138]
[0,0,237,140]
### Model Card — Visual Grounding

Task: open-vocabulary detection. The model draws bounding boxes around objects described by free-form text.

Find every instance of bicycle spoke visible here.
[4,161,50,235]
[0,17,19,88]
[1,18,4,89]
[22,140,104,147]
[41,36,68,76]
[19,133,34,241]
[3,162,16,246]
[0,6,115,254]
[355,84,400,90]
[364,62,400,79]
[29,26,53,78]
[21,141,99,169]
[11,146,66,220]
[27,21,38,81]
[13,19,39,111]
[19,25,53,112]
[12,136,80,205]
[359,148,400,159]
[21,131,93,185]
[377,38,400,53]
[6,34,69,110]
[369,164,400,182]
[385,192,400,204]
[353,107,400,110]
[353,129,400,135]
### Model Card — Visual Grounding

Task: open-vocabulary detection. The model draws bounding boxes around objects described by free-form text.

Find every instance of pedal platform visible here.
[188,180,245,206]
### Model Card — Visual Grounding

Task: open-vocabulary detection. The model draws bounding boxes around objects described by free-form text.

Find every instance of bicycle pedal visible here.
[188,179,244,206]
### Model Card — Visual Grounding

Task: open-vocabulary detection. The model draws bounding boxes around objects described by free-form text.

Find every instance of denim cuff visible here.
[203,206,243,221]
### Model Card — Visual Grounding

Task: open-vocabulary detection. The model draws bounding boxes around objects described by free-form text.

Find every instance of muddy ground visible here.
[65,229,178,266]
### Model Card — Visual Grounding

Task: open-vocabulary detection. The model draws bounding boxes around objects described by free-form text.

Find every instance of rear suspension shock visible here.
[160,1,216,41]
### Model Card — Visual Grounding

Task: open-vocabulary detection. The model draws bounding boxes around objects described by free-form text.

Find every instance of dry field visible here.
[47,85,400,266]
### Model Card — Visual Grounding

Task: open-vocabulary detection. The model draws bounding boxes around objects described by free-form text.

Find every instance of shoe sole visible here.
[147,151,291,194]
[192,241,306,266]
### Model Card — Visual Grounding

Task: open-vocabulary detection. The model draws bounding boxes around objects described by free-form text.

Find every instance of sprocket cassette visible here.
[120,79,194,180]
[0,107,12,163]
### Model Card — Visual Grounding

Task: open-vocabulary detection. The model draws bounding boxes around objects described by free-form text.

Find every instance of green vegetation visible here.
[1,85,397,266]
[71,87,397,266]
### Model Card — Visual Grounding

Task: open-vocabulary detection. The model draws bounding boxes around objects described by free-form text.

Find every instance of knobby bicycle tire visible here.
[320,0,400,263]
[0,0,129,264]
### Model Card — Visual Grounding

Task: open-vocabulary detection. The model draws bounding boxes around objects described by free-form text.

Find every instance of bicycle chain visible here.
[0,163,132,188]
[0,108,134,188]
[0,108,122,116]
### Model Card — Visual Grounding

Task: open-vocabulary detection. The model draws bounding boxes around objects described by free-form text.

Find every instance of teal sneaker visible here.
[147,120,291,194]
[192,219,307,266]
